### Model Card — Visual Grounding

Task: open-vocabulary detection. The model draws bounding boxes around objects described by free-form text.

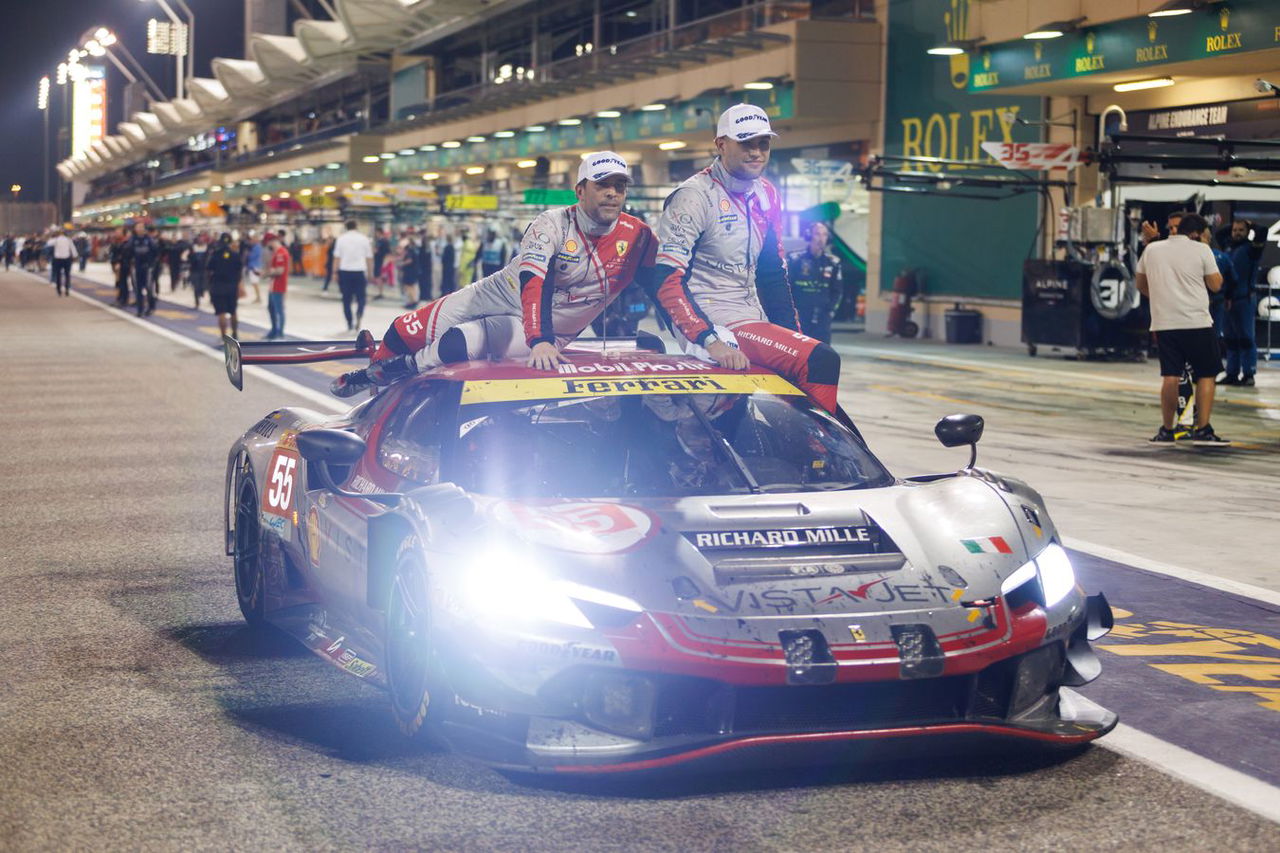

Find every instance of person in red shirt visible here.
[264,233,291,340]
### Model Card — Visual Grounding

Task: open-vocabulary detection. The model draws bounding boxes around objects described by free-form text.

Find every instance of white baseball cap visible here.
[577,151,632,185]
[716,104,778,141]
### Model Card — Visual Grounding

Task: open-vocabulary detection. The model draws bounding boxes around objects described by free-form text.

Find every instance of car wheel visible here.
[233,472,266,627]
[386,546,437,739]
[902,320,920,339]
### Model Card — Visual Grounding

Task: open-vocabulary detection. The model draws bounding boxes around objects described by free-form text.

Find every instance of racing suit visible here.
[367,206,656,367]
[654,159,841,412]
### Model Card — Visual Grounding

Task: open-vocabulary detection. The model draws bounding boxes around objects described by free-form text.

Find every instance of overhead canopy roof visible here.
[63,0,537,181]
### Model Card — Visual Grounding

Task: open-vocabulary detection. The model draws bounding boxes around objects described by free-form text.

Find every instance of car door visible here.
[303,381,454,634]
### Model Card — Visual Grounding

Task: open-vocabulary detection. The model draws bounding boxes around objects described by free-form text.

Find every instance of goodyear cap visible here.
[577,151,632,185]
[716,103,777,141]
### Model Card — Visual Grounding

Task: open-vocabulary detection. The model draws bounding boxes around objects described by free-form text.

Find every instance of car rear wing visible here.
[222,331,377,391]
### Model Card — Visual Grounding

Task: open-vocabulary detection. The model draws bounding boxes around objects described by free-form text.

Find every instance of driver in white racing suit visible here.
[333,152,656,396]
[653,104,841,412]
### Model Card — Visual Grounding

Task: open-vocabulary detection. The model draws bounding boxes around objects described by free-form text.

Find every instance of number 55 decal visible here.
[263,448,299,518]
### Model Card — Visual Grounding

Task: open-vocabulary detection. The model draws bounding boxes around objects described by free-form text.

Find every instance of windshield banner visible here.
[461,373,803,404]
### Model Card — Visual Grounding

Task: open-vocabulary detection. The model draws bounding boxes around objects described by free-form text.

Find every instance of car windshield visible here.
[446,392,893,498]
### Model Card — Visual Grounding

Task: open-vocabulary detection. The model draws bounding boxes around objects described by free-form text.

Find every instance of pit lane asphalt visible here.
[2,271,1279,852]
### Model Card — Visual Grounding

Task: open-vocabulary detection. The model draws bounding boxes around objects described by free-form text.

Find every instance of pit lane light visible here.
[1022,17,1085,40]
[927,38,982,56]
[1000,543,1077,608]
[492,131,515,138]
[1113,77,1174,92]
[458,544,642,630]
[1149,0,1220,17]
[595,110,622,118]
[442,140,461,148]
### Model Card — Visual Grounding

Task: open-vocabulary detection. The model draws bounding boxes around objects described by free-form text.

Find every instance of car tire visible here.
[385,542,438,739]
[233,470,267,627]
[902,320,919,339]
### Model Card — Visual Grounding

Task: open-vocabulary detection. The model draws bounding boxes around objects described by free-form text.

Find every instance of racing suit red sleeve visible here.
[756,182,800,332]
[653,186,717,345]
[518,212,560,347]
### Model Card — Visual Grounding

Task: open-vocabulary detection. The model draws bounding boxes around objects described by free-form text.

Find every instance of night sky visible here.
[0,0,242,204]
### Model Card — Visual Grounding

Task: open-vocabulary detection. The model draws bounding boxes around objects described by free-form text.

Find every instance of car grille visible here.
[653,661,1019,738]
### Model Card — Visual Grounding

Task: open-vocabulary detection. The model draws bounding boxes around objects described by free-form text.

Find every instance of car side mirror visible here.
[296,428,366,466]
[296,429,400,506]
[935,414,984,469]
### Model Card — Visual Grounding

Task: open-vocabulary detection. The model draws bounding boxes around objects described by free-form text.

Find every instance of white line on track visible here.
[21,270,345,413]
[24,269,1280,823]
[1101,724,1280,824]
[835,342,1150,387]
[1063,536,1280,607]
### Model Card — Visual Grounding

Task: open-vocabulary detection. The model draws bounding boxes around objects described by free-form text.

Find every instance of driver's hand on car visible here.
[527,341,565,371]
[707,340,749,370]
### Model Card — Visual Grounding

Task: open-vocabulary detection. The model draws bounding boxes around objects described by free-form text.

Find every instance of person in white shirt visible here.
[49,230,78,297]
[332,219,374,331]
[1135,213,1226,445]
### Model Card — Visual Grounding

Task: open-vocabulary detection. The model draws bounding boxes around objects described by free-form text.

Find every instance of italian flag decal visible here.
[962,536,1013,555]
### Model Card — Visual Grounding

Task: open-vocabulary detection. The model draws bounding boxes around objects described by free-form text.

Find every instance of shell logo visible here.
[719,198,731,212]
[564,239,578,253]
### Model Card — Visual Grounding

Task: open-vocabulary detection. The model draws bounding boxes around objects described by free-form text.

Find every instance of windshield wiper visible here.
[688,404,760,494]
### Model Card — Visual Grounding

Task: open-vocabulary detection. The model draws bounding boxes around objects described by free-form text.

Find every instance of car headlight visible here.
[1035,543,1076,607]
[457,544,642,630]
[999,542,1076,608]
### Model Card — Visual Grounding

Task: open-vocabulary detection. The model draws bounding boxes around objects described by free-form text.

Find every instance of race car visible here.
[222,334,1116,773]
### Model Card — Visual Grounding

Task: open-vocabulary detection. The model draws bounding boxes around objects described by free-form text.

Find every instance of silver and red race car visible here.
[222,335,1115,773]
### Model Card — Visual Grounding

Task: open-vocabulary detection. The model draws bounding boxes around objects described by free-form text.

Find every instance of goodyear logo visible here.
[461,373,803,403]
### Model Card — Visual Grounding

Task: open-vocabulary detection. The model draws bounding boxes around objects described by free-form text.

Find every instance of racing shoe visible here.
[331,368,375,398]
[1148,426,1183,445]
[1188,424,1229,446]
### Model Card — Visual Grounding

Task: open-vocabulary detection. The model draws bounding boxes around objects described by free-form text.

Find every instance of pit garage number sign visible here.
[981,142,1080,171]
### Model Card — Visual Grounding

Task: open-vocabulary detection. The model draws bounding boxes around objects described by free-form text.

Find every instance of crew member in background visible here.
[265,232,290,340]
[477,227,509,278]
[49,228,77,297]
[109,228,130,307]
[414,226,433,303]
[207,233,243,338]
[787,222,843,344]
[74,232,90,273]
[374,227,392,300]
[1136,214,1226,445]
[188,233,209,309]
[2,235,13,270]
[322,232,336,292]
[397,227,419,310]
[437,227,457,296]
[168,232,189,292]
[127,222,158,316]
[243,232,263,304]
[455,229,477,292]
[1221,218,1261,387]
[333,152,656,396]
[333,219,374,331]
[654,104,841,413]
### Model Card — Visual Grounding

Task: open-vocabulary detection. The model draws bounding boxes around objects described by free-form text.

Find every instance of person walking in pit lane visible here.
[787,222,843,344]
[74,232,90,273]
[49,228,77,297]
[654,104,841,413]
[109,228,130,307]
[188,232,209,309]
[2,235,13,271]
[332,152,657,396]
[264,232,290,340]
[333,220,374,332]
[1136,214,1227,445]
[207,233,243,339]
[127,223,159,316]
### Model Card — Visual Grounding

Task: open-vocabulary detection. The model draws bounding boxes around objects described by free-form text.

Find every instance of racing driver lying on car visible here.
[332,151,657,397]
